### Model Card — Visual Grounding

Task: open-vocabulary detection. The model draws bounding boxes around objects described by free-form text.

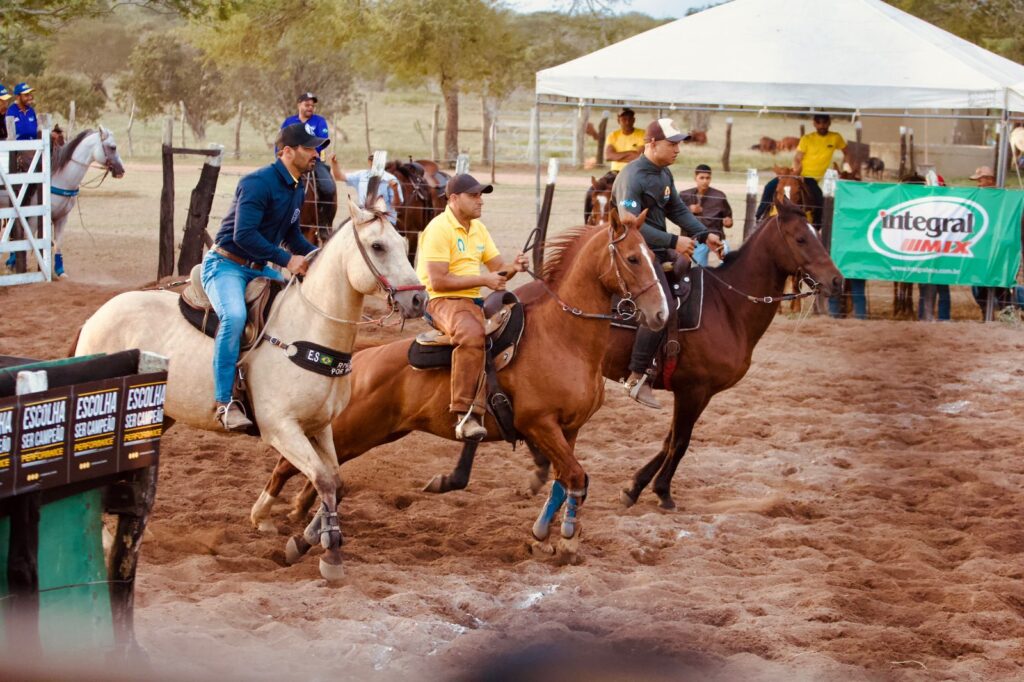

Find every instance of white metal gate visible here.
[0,131,53,285]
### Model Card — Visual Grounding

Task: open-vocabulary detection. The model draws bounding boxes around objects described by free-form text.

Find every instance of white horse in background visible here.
[74,197,426,580]
[1,126,125,276]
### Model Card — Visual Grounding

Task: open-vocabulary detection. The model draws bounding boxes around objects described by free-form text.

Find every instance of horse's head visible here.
[605,208,668,331]
[773,168,810,210]
[588,176,614,226]
[768,198,842,296]
[50,125,65,148]
[343,196,426,319]
[96,126,125,178]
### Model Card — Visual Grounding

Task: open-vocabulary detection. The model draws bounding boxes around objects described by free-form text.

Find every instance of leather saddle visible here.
[613,254,704,332]
[177,264,282,350]
[408,291,524,371]
[408,291,525,445]
[413,159,451,198]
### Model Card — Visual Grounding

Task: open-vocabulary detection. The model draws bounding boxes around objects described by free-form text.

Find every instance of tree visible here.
[118,32,230,141]
[34,72,106,124]
[0,0,231,38]
[381,0,502,165]
[891,0,1024,64]
[47,17,138,99]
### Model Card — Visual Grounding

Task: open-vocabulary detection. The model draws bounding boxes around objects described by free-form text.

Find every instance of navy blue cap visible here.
[13,83,32,96]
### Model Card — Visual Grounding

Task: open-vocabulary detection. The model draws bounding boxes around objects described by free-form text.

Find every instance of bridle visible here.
[521,224,658,321]
[698,212,821,304]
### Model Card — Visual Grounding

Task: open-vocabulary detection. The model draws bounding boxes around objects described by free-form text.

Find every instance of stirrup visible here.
[217,399,254,431]
[454,411,486,441]
[625,373,662,410]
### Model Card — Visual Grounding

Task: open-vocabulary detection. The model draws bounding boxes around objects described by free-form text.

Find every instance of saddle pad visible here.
[408,295,525,370]
[182,263,272,310]
[612,267,705,332]
[178,279,282,348]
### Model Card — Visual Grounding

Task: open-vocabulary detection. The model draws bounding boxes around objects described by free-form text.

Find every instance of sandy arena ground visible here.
[1,164,1023,681]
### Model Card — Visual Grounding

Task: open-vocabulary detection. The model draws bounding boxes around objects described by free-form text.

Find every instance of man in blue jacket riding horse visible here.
[202,123,321,430]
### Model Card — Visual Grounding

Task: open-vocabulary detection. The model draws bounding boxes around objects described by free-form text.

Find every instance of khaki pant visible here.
[427,297,486,414]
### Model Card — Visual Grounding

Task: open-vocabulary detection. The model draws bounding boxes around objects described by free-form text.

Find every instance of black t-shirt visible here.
[612,155,706,253]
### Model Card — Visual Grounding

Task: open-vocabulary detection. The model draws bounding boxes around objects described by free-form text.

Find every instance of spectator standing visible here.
[329,153,404,226]
[679,163,733,266]
[0,85,11,140]
[281,92,335,224]
[9,83,39,140]
[605,108,645,173]
[968,166,1023,316]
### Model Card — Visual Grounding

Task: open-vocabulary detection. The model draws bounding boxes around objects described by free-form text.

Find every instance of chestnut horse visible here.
[772,167,816,312]
[250,210,670,562]
[298,173,337,247]
[585,172,616,225]
[418,199,843,510]
[386,160,444,264]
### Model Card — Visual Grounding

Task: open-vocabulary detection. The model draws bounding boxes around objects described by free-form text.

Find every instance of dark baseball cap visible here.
[446,173,493,196]
[297,92,318,103]
[278,122,327,149]
[645,118,690,143]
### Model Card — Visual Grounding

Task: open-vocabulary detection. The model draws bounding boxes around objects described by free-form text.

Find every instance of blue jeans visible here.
[828,279,867,319]
[200,252,284,404]
[917,284,950,320]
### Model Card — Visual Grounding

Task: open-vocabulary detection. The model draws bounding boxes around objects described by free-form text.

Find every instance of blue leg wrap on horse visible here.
[562,492,583,538]
[532,481,567,541]
[54,252,64,276]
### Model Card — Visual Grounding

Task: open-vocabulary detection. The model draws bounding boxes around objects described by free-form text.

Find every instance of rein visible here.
[697,215,821,304]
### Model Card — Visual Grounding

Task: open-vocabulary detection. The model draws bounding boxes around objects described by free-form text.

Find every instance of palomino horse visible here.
[585,171,616,225]
[74,198,426,580]
[419,199,843,509]
[251,210,669,562]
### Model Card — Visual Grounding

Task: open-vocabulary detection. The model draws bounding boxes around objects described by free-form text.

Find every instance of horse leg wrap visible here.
[318,504,342,550]
[561,480,588,539]
[303,507,324,546]
[532,481,568,541]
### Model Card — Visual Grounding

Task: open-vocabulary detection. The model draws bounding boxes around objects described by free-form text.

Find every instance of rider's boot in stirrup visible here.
[625,371,662,410]
[455,411,487,441]
[216,400,254,431]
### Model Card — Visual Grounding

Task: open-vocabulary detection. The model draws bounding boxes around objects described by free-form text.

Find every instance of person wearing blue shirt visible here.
[202,123,321,430]
[0,85,12,140]
[9,83,39,141]
[329,153,405,225]
[281,92,335,227]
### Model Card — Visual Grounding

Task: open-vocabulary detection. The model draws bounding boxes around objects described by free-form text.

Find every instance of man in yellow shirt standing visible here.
[417,174,529,441]
[605,108,646,173]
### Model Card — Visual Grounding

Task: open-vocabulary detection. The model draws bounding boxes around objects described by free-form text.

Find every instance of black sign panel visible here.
[118,373,167,472]
[68,377,123,483]
[15,386,72,492]
[0,397,17,497]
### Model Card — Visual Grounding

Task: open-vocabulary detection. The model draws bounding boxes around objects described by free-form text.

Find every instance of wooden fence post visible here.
[898,126,907,178]
[67,100,76,138]
[743,168,758,241]
[721,117,733,173]
[490,114,497,185]
[126,100,135,159]
[363,100,371,157]
[234,102,243,160]
[908,127,915,175]
[158,118,175,279]
[855,120,862,144]
[534,158,558,273]
[431,104,440,161]
[177,144,224,275]
[179,101,187,146]
[595,112,609,166]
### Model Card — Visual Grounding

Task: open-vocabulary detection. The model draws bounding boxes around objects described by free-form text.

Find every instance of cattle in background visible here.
[683,130,707,145]
[750,136,777,154]
[865,156,885,179]
[777,136,799,152]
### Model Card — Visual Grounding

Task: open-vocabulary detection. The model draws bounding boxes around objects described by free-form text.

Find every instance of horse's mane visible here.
[540,225,602,286]
[53,129,93,173]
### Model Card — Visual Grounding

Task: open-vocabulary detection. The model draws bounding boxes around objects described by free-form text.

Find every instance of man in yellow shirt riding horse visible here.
[417,174,529,441]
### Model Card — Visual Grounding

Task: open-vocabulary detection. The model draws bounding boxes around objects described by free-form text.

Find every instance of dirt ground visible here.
[2,159,1023,680]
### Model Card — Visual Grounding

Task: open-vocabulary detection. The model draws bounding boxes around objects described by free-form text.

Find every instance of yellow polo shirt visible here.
[417,206,500,299]
[797,131,846,180]
[606,128,646,172]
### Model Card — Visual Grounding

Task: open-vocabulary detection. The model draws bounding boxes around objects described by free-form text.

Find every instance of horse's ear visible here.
[99,126,108,139]
[346,197,364,224]
[372,193,387,214]
[633,208,648,230]
[591,176,599,189]
[610,206,623,231]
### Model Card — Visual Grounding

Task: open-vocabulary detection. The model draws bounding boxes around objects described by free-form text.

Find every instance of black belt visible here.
[212,246,263,270]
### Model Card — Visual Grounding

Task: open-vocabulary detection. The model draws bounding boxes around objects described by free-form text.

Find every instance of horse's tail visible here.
[67,326,82,358]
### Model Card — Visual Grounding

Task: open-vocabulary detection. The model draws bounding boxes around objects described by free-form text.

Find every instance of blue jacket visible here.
[213,159,315,267]
[9,104,38,140]
[280,114,330,153]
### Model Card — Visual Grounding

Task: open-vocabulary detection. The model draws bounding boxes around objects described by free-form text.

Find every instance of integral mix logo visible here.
[867,196,987,261]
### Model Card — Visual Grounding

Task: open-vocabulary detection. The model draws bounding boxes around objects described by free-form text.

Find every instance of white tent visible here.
[535,0,1024,113]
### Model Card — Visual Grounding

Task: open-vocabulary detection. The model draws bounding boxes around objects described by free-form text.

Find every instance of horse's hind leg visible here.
[291,479,318,524]
[527,441,551,495]
[424,440,479,494]
[622,431,672,508]
[250,456,300,533]
[651,392,709,511]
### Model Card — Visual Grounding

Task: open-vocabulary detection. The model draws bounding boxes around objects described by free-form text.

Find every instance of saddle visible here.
[413,159,451,198]
[408,291,525,444]
[177,263,281,350]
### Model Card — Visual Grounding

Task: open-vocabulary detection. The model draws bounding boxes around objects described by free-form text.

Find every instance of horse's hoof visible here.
[527,470,547,496]
[620,489,638,508]
[556,529,582,566]
[529,540,556,557]
[284,535,312,565]
[423,474,446,494]
[256,519,276,534]
[657,496,677,511]
[319,556,345,583]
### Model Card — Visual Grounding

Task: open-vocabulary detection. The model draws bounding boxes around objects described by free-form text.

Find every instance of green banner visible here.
[831,182,1023,287]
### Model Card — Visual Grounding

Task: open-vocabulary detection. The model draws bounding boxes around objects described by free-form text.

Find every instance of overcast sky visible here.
[506,0,711,19]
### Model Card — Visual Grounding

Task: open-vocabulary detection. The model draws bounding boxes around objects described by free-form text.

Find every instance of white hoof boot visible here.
[319,557,345,582]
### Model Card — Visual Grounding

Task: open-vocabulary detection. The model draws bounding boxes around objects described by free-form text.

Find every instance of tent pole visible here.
[997,91,1010,188]
[533,95,542,217]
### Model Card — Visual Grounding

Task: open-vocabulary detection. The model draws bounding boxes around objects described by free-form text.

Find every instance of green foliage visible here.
[0,0,231,38]
[47,18,138,99]
[117,32,230,140]
[889,0,1024,64]
[0,31,49,81]
[34,71,106,123]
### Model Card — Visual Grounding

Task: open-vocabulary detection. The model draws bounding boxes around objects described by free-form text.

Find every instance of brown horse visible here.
[417,199,843,509]
[386,160,444,263]
[772,167,816,312]
[298,172,337,247]
[250,210,670,562]
[585,172,616,225]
